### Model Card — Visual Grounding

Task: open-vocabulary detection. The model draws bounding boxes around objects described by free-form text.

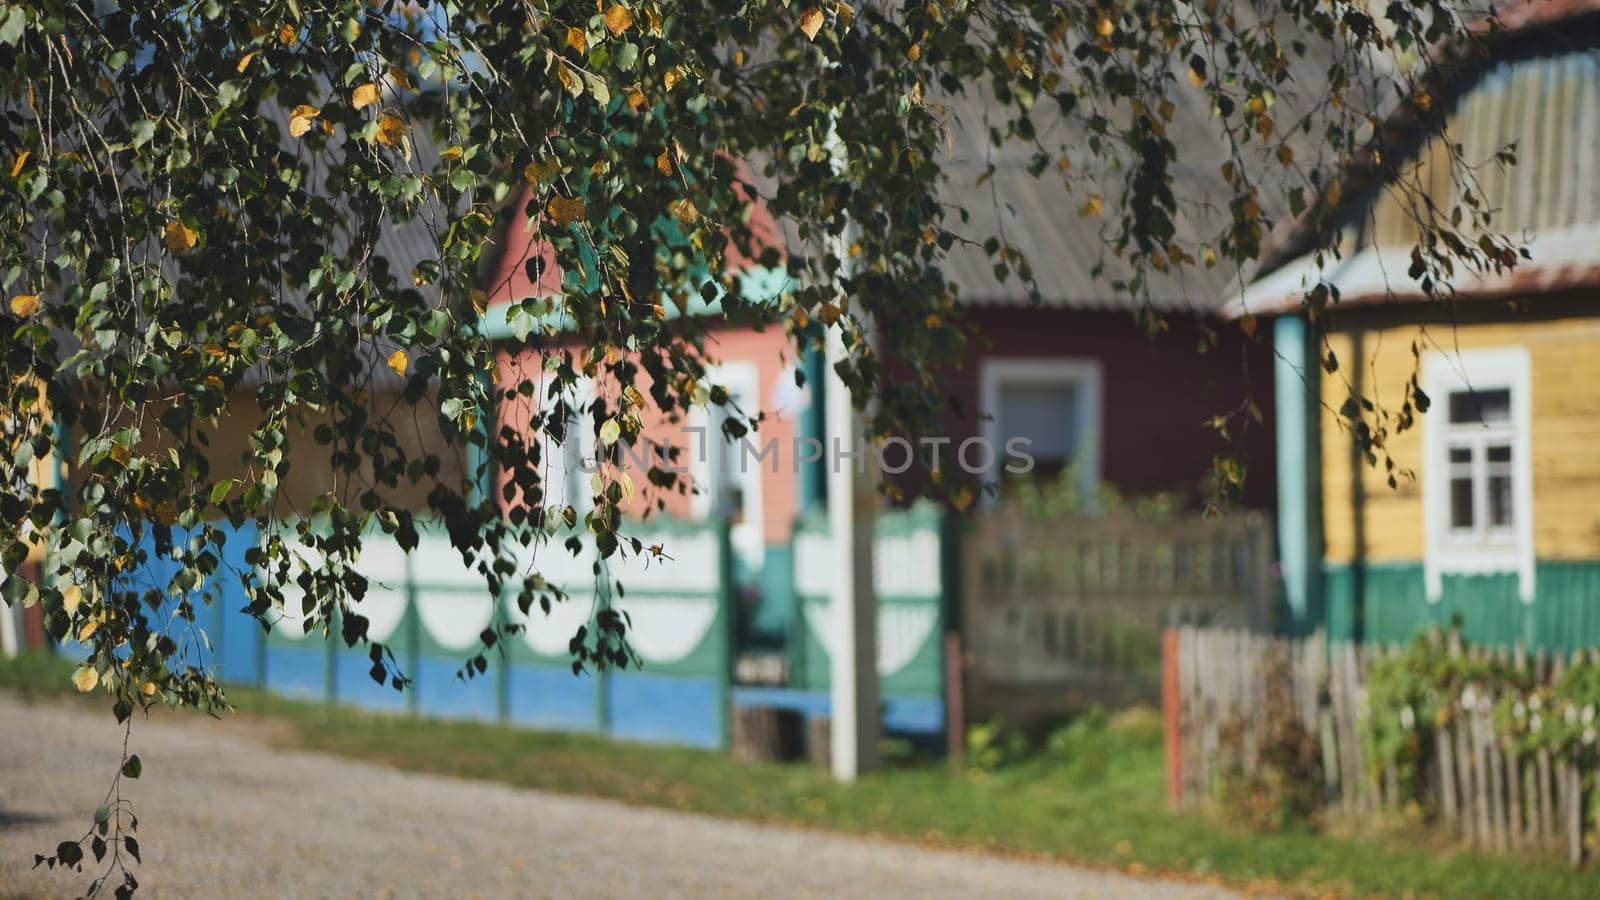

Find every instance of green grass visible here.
[3,650,1594,899]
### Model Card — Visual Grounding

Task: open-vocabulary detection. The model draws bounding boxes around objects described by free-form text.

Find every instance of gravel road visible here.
[0,693,1243,899]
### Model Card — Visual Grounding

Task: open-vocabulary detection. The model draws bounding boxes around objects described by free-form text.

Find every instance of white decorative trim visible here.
[507,592,595,657]
[415,590,497,650]
[977,357,1104,505]
[804,601,938,677]
[1421,346,1535,602]
[614,595,718,664]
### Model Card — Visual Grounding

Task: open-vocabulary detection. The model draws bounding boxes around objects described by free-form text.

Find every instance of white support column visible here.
[824,324,880,781]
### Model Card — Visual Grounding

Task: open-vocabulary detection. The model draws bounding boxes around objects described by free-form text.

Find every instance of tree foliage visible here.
[0,0,1521,891]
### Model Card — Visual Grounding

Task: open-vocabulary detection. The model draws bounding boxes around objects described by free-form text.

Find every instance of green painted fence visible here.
[1324,559,1600,651]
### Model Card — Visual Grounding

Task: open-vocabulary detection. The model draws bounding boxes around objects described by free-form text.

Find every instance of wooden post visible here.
[1163,628,1182,809]
[943,631,965,771]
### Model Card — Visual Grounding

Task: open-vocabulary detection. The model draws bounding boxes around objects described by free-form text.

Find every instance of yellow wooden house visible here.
[1233,3,1600,648]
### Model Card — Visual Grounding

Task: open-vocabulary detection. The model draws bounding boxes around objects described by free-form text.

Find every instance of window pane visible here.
[1487,444,1512,463]
[1450,476,1475,529]
[998,382,1079,463]
[1449,446,1472,464]
[1489,474,1514,528]
[1448,388,1511,425]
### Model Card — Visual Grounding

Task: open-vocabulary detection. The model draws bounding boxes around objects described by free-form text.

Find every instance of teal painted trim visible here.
[1274,315,1323,635]
[256,616,267,687]
[1323,560,1600,651]
[798,345,828,513]
[494,592,511,724]
[475,265,795,341]
[325,612,338,703]
[751,544,794,647]
[717,519,736,749]
[468,369,494,509]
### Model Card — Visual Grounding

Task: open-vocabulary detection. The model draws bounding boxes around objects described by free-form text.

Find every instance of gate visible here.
[960,507,1273,730]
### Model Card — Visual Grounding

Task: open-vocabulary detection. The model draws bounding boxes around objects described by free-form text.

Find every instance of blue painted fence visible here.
[67,518,735,749]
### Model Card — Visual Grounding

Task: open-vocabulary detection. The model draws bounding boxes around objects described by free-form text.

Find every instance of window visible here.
[978,359,1103,503]
[1422,348,1533,601]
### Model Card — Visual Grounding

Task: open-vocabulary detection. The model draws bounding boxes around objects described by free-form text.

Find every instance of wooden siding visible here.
[1321,317,1600,563]
[946,308,1278,510]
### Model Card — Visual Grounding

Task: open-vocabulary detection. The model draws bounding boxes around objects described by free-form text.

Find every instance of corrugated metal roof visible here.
[937,90,1247,313]
[1236,4,1600,316]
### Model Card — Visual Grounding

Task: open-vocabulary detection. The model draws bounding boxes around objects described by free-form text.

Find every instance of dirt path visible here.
[0,694,1243,899]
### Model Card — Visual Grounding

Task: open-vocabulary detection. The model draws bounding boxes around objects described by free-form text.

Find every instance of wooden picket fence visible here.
[1166,625,1599,865]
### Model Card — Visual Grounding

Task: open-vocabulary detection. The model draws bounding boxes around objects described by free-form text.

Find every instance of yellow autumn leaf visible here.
[566,26,587,55]
[288,103,319,138]
[73,666,99,693]
[604,4,634,36]
[799,7,824,40]
[9,150,28,178]
[524,157,560,185]
[643,6,663,34]
[141,681,157,697]
[557,62,578,94]
[9,293,39,318]
[656,149,672,176]
[78,619,99,641]
[950,485,975,512]
[62,583,82,615]
[668,198,699,224]
[1079,195,1104,217]
[278,23,296,44]
[163,220,198,256]
[547,195,587,226]
[1187,66,1204,88]
[352,82,380,109]
[236,51,258,73]
[1240,312,1259,339]
[440,145,464,163]
[1096,14,1115,37]
[386,349,408,376]
[375,113,407,147]
[663,68,681,91]
[626,87,648,111]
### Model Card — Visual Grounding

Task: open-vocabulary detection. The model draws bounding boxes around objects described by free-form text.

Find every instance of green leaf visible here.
[130,119,157,148]
[121,754,142,779]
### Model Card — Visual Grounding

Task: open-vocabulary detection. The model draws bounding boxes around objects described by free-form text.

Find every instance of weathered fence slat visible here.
[1169,625,1599,867]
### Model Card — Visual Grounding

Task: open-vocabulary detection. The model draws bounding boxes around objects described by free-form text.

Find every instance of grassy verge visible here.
[3,650,1592,899]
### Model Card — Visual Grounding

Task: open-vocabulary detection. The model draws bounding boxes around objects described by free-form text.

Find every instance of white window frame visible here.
[689,361,765,571]
[978,358,1104,506]
[1421,346,1534,602]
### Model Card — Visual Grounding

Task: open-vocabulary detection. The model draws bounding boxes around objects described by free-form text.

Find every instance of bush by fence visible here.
[1168,625,1600,864]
